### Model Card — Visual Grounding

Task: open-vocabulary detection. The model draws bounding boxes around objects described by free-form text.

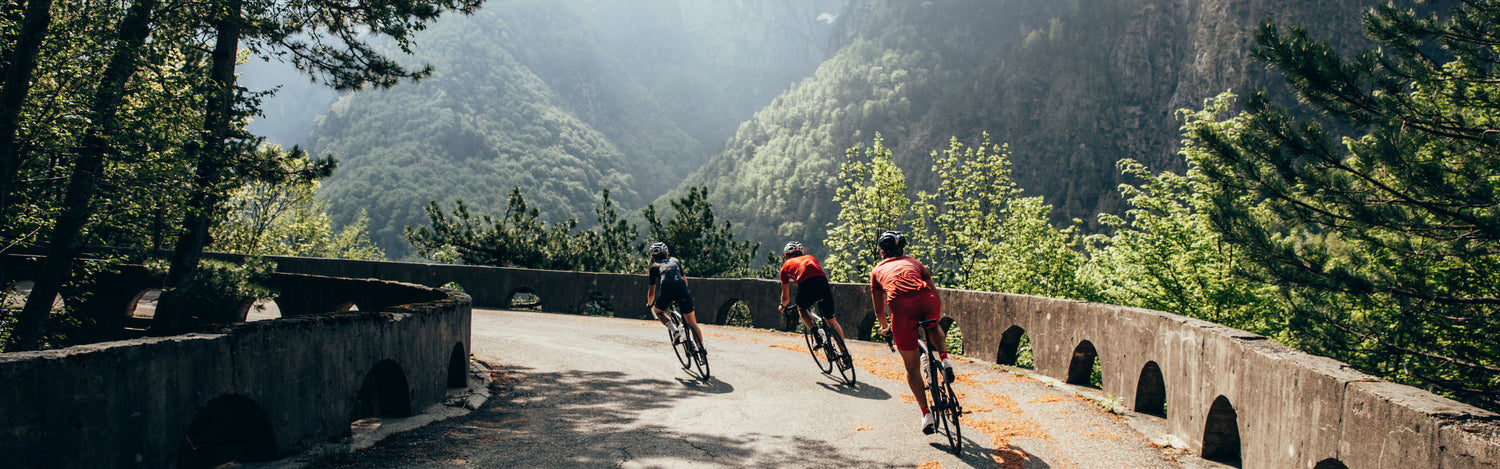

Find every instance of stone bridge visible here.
[1,253,1497,468]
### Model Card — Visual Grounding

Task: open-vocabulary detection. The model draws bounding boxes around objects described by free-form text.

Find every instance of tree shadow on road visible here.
[817,380,892,400]
[321,363,895,467]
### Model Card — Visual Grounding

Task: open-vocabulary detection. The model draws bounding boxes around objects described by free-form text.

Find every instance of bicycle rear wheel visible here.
[803,325,832,373]
[827,330,855,385]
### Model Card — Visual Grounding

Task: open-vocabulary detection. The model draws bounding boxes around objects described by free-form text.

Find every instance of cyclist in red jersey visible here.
[778,242,847,351]
[869,230,954,434]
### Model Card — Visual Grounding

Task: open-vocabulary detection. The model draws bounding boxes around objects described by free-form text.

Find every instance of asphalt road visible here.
[320,309,1212,468]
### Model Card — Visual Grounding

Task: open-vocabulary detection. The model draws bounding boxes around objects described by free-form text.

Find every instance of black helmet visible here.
[783,241,804,257]
[877,230,906,256]
[648,242,669,260]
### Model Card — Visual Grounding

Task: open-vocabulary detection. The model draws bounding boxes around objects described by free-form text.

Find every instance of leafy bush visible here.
[150,258,277,325]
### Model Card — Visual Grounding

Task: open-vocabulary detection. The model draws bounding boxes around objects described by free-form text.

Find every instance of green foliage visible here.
[0,258,119,350]
[405,188,640,272]
[149,257,277,325]
[308,1,838,258]
[674,0,1381,255]
[1182,1,1500,409]
[825,135,913,283]
[944,321,965,356]
[827,134,1090,300]
[1081,153,1281,334]
[723,302,753,328]
[211,152,385,260]
[643,186,760,278]
[1015,332,1034,369]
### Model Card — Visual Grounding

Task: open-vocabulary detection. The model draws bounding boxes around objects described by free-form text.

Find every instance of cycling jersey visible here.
[780,254,827,285]
[650,257,686,286]
[869,256,933,303]
[650,257,694,312]
[871,256,940,351]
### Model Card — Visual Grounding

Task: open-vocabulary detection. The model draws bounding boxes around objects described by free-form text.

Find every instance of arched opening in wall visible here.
[352,360,412,421]
[508,288,542,311]
[1202,395,1243,467]
[858,313,876,341]
[438,281,466,293]
[938,317,964,355]
[718,299,752,328]
[582,292,615,317]
[175,394,277,469]
[127,288,162,319]
[1135,361,1167,417]
[996,326,1035,369]
[1313,458,1348,469]
[4,280,66,312]
[447,342,469,388]
[244,299,282,322]
[1067,340,1102,388]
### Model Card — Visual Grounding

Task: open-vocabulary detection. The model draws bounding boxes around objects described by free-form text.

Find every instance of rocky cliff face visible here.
[675,0,1414,252]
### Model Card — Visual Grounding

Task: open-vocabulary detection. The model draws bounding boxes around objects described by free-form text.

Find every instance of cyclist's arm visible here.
[780,279,791,306]
[921,265,941,310]
[871,286,889,334]
[646,284,656,307]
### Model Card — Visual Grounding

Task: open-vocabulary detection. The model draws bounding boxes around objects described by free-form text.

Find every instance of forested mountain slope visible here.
[676,0,1400,252]
[305,0,842,258]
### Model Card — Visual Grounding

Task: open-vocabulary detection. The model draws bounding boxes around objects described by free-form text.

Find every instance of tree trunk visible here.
[6,0,158,352]
[154,0,242,334]
[0,0,56,234]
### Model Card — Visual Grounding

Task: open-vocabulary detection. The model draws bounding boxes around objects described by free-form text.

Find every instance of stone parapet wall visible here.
[0,258,470,468]
[250,256,1499,469]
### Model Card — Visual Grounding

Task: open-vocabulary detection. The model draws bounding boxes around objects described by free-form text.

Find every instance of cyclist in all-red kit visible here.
[779,242,848,353]
[869,231,954,434]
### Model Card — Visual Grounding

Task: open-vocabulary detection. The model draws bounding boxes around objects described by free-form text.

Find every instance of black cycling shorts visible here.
[795,275,836,318]
[653,282,696,313]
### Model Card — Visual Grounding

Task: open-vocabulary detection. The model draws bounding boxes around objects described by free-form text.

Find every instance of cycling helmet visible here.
[877,230,906,256]
[783,241,804,257]
[648,242,669,260]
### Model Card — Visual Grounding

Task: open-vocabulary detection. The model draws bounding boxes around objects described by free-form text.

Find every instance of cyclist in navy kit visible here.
[645,242,705,349]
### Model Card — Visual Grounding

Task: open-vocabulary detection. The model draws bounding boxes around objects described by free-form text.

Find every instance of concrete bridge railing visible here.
[0,255,472,468]
[242,255,1498,469]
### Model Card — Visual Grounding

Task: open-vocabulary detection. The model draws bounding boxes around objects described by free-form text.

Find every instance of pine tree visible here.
[1186,1,1500,409]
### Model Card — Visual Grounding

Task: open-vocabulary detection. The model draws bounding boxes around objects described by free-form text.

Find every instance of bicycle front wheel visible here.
[941,379,963,453]
[926,353,961,454]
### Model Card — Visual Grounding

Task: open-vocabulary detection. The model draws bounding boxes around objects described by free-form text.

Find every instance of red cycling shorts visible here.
[889,291,941,351]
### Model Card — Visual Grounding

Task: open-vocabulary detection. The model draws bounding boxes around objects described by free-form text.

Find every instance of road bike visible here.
[891,318,962,453]
[785,303,855,385]
[661,306,710,380]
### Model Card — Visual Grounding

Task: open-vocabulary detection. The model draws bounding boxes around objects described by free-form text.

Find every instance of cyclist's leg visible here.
[683,310,704,345]
[793,284,818,332]
[900,347,929,411]
[796,306,817,332]
[678,292,703,345]
[817,297,847,344]
[890,302,930,414]
[650,305,671,328]
[923,322,949,359]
